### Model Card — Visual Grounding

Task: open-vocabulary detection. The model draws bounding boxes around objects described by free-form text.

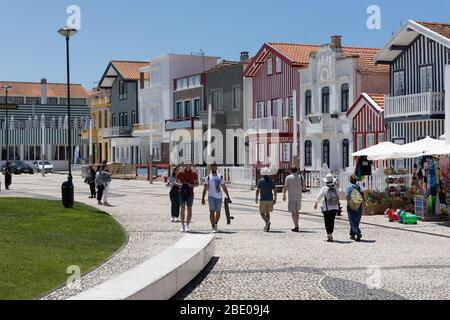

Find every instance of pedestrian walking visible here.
[314,174,342,242]
[256,167,277,232]
[167,167,181,223]
[201,163,231,233]
[85,166,97,198]
[4,161,12,190]
[283,167,307,233]
[95,165,105,205]
[176,160,199,233]
[102,167,112,207]
[346,175,364,242]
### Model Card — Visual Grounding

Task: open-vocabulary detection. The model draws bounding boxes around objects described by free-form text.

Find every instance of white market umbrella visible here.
[352,142,403,161]
[395,136,445,158]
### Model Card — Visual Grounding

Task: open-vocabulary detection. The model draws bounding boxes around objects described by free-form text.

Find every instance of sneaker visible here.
[350,235,356,241]
[185,225,190,233]
[264,222,271,232]
[327,235,334,243]
[356,235,362,242]
[171,217,175,223]
[174,218,179,223]
[180,224,186,233]
[98,201,103,205]
[214,225,219,233]
[292,227,300,233]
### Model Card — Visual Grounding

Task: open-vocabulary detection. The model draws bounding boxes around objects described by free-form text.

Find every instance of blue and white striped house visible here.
[0,79,90,170]
[375,21,450,152]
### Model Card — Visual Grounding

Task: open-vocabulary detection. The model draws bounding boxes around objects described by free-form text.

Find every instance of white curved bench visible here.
[68,234,215,300]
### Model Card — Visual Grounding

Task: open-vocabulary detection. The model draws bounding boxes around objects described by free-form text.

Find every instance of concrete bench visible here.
[68,234,215,300]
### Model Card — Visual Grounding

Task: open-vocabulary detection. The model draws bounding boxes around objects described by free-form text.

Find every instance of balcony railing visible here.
[103,126,132,138]
[165,117,200,131]
[248,117,293,133]
[385,92,445,118]
[305,114,336,134]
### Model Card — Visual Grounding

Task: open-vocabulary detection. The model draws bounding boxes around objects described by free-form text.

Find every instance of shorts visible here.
[180,196,194,208]
[208,197,222,213]
[288,200,302,212]
[259,201,274,214]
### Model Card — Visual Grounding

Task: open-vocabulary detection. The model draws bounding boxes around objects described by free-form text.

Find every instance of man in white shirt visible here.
[283,167,307,233]
[201,163,231,233]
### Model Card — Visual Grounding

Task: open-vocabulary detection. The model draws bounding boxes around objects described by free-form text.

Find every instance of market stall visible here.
[352,137,450,222]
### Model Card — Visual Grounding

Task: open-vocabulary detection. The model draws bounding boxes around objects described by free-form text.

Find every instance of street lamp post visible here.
[1,85,12,161]
[58,26,78,208]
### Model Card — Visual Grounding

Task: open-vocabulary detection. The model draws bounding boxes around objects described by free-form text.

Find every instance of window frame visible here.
[275,57,282,73]
[393,70,405,96]
[305,90,312,116]
[119,80,128,100]
[305,140,312,167]
[341,83,350,112]
[322,140,330,168]
[343,139,350,168]
[232,86,241,111]
[419,64,433,93]
[267,58,273,75]
[322,87,330,114]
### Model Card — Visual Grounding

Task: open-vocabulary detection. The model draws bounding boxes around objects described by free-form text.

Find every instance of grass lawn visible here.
[0,198,127,300]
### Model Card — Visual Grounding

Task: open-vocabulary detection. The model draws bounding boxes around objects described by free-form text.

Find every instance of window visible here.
[272,99,282,117]
[176,102,182,119]
[112,114,116,127]
[184,100,192,118]
[366,133,375,148]
[275,57,282,73]
[420,65,433,93]
[194,99,200,117]
[305,90,312,116]
[119,80,128,100]
[288,97,294,118]
[343,139,349,168]
[119,113,124,127]
[212,90,223,111]
[105,111,108,127]
[25,97,41,105]
[47,97,58,105]
[356,134,363,152]
[322,87,330,113]
[282,143,291,162]
[256,102,264,118]
[322,140,330,168]
[131,111,136,125]
[341,83,349,112]
[267,58,273,75]
[378,133,385,144]
[190,75,200,88]
[257,144,265,162]
[98,111,102,129]
[393,70,405,96]
[232,87,241,110]
[305,141,312,166]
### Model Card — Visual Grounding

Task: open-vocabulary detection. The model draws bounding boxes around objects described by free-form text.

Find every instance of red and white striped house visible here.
[347,93,386,165]
[244,43,320,169]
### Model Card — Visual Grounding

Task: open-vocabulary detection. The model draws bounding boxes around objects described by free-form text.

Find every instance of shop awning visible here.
[395,136,447,158]
[352,142,404,161]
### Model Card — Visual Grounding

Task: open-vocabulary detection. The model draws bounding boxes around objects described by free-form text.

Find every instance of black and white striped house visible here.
[375,21,450,152]
[0,79,90,170]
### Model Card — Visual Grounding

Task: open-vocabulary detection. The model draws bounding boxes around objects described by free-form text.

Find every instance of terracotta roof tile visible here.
[367,93,385,109]
[111,60,150,80]
[0,81,88,98]
[268,43,388,73]
[416,21,450,40]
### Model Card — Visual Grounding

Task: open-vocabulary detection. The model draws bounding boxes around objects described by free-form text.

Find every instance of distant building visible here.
[0,78,90,170]
[88,88,111,164]
[98,60,149,164]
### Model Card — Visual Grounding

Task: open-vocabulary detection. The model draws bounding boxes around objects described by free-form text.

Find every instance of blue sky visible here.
[1,0,449,89]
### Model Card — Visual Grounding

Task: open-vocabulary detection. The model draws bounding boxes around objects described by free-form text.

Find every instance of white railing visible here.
[385,92,445,118]
[248,117,293,133]
[340,169,393,192]
[197,166,255,186]
[103,126,132,138]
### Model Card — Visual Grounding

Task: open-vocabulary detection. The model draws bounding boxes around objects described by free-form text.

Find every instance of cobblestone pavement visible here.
[1,174,449,300]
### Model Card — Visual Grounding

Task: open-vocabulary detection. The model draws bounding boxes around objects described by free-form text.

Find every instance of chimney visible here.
[331,35,342,49]
[40,78,48,104]
[240,51,250,62]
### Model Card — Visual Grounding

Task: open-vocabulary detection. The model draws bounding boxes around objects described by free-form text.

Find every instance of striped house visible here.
[244,43,320,169]
[0,79,90,170]
[375,20,450,157]
[347,93,386,167]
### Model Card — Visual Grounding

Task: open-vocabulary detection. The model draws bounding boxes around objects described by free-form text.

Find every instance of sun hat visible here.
[260,167,278,176]
[323,173,336,186]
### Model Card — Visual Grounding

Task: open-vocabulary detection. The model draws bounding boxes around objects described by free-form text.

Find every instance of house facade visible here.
[244,43,320,169]
[299,36,389,171]
[375,21,450,153]
[99,60,149,164]
[136,53,219,166]
[202,58,247,166]
[88,88,111,164]
[347,93,386,165]
[0,79,90,170]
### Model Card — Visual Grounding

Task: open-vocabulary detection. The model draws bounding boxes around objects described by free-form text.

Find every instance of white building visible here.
[135,54,219,164]
[299,36,389,171]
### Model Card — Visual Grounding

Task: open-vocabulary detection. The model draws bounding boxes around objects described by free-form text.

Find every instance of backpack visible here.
[325,186,340,209]
[349,186,364,211]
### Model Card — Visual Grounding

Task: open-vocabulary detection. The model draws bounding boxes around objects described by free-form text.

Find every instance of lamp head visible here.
[1,85,12,92]
[58,26,78,38]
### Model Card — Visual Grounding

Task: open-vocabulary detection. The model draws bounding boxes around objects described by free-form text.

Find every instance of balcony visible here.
[305,114,336,135]
[103,126,132,138]
[385,92,445,119]
[165,117,201,131]
[248,117,293,134]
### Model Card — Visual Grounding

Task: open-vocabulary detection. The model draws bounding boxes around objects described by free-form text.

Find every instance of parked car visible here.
[32,161,55,173]
[1,161,35,175]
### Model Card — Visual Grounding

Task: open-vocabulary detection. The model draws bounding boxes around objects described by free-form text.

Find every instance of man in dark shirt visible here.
[256,168,277,232]
[176,160,199,233]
